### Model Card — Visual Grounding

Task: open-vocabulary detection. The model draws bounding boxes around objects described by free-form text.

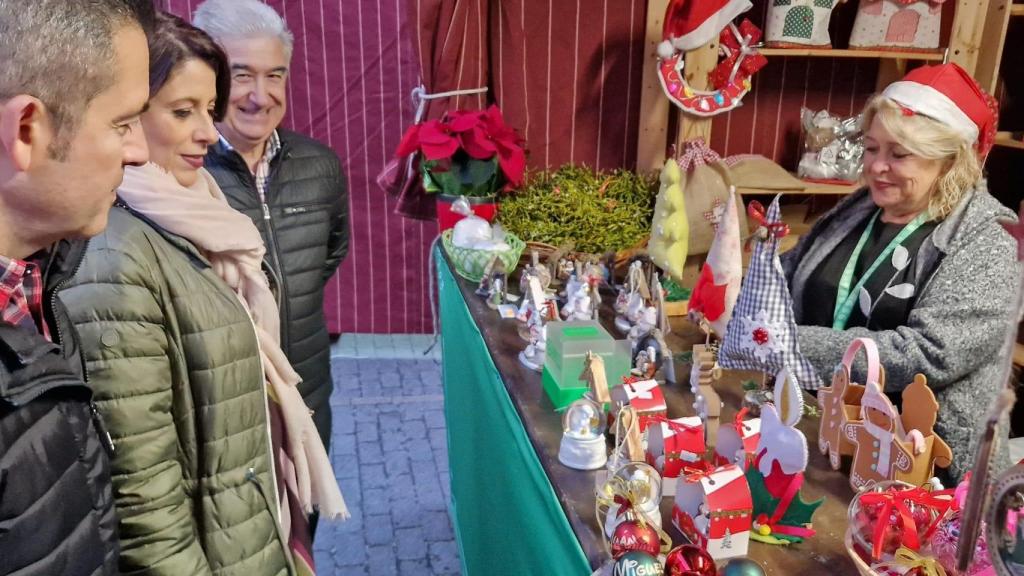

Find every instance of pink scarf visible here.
[117,163,349,534]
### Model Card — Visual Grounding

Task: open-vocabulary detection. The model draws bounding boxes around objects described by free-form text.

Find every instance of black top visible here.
[802,212,939,331]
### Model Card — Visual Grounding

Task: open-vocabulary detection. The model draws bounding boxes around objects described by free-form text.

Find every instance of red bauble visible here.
[611,520,660,559]
[664,544,717,576]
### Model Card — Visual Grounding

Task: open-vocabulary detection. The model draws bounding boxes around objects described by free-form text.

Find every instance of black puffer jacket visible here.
[0,240,119,576]
[205,130,348,449]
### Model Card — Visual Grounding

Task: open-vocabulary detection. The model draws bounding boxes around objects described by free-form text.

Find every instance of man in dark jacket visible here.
[194,0,349,452]
[0,2,152,575]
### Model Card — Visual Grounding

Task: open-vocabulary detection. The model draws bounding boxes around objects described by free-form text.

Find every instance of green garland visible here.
[498,165,655,253]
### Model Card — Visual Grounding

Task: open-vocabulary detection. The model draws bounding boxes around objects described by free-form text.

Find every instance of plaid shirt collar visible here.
[0,254,50,340]
[218,130,281,203]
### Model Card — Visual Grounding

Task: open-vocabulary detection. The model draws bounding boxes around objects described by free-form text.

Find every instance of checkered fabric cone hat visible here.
[881,62,999,159]
[657,0,752,57]
[718,195,821,390]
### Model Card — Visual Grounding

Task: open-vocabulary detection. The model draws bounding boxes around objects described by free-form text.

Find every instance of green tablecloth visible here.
[437,250,591,576]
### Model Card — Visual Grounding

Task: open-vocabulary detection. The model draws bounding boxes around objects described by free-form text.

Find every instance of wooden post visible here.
[636,0,672,174]
[972,0,1011,94]
[693,344,722,448]
[675,41,719,149]
[947,0,994,76]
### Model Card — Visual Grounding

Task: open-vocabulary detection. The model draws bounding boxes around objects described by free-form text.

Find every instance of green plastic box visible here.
[542,321,631,409]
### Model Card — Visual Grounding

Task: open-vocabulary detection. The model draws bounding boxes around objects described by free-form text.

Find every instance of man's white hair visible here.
[193,0,294,61]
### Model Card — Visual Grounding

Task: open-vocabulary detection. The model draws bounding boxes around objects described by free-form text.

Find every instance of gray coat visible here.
[782,185,1019,482]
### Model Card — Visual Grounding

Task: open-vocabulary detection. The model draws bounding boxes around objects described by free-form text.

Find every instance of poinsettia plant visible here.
[395,105,526,197]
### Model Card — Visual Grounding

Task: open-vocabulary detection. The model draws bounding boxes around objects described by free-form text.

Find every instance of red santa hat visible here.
[881,63,998,157]
[658,0,752,58]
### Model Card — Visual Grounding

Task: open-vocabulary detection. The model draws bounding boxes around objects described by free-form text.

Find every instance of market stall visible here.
[438,247,866,575]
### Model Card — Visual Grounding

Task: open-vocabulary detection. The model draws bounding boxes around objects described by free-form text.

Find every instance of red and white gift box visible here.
[646,416,706,479]
[611,379,667,431]
[671,463,753,560]
[714,413,761,469]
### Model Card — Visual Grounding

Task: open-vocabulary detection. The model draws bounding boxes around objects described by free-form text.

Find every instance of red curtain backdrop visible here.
[159,0,881,334]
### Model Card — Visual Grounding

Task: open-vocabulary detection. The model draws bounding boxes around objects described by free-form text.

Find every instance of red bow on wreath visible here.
[710,20,768,92]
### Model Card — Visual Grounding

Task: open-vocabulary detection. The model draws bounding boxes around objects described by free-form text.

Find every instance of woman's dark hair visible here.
[148,11,230,120]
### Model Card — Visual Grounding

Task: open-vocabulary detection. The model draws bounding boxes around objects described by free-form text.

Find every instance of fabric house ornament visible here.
[671,463,753,560]
[880,62,998,158]
[718,195,821,390]
[850,0,943,52]
[766,0,841,48]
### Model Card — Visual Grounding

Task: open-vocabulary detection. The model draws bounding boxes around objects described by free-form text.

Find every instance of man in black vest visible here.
[193,0,349,453]
[0,2,153,574]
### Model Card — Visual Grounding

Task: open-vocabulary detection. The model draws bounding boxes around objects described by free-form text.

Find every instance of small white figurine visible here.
[518,312,547,372]
[562,283,593,322]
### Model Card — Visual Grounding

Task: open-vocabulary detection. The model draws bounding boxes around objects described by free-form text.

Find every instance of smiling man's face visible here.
[216,35,288,150]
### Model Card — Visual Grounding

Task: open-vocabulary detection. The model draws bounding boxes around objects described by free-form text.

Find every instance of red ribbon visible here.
[649,415,703,437]
[676,139,721,173]
[858,486,955,561]
[733,407,751,436]
[747,201,790,239]
[614,494,634,519]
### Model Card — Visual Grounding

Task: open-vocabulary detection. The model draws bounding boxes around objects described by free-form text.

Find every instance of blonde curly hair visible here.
[861,95,982,220]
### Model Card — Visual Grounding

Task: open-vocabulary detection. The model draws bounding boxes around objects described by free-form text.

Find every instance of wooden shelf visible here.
[996,131,1024,150]
[736,177,859,196]
[759,48,945,61]
[1011,4,1024,16]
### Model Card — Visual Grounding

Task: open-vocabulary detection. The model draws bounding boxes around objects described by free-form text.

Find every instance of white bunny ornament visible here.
[755,367,808,478]
[744,366,823,543]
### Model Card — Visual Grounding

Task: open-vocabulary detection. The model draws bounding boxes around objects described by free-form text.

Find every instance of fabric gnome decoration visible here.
[688,186,743,338]
[718,195,821,390]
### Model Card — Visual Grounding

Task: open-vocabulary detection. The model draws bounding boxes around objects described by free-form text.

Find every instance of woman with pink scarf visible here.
[60,12,345,576]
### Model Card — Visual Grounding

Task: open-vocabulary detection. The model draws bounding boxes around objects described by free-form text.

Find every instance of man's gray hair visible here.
[0,0,153,160]
[193,0,294,61]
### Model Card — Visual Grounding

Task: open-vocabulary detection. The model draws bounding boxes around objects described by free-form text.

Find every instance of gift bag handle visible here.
[841,337,881,390]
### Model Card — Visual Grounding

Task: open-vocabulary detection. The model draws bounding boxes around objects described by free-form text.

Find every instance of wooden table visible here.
[444,254,860,574]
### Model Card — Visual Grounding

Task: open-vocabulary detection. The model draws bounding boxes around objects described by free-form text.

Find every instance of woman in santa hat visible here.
[782,62,1016,483]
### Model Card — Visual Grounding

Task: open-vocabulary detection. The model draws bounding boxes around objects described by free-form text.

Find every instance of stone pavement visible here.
[313,335,460,575]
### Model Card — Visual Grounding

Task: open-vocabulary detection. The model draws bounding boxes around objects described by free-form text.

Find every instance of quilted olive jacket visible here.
[60,206,293,576]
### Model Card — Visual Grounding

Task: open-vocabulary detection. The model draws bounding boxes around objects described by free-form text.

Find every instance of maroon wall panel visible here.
[158,0,882,333]
[162,0,435,334]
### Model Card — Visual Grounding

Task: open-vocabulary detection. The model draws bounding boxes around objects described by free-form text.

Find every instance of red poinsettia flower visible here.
[394,104,526,193]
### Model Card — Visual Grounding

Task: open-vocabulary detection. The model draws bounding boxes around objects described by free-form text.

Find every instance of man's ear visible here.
[0,95,50,172]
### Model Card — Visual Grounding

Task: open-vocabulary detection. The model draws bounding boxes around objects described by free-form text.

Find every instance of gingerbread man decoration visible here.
[817,338,869,470]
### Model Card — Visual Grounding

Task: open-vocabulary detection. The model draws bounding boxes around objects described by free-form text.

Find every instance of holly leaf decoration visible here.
[745,463,824,530]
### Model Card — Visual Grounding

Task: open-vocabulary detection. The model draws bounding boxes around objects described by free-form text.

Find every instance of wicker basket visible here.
[441,229,526,282]
[845,530,882,575]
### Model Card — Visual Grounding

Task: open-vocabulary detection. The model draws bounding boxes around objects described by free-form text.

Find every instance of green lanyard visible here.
[832,210,929,330]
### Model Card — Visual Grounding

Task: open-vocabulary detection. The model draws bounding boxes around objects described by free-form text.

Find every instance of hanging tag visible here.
[636,271,652,302]
[584,352,611,404]
[622,408,645,462]
[528,276,546,312]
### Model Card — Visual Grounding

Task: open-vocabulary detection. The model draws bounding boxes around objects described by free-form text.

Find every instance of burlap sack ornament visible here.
[678,140,747,257]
